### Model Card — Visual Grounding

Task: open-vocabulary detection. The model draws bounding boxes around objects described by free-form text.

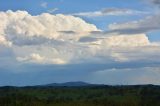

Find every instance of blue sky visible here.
[0,0,160,86]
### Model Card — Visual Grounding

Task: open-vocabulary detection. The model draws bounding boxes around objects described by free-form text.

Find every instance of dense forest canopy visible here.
[0,85,160,106]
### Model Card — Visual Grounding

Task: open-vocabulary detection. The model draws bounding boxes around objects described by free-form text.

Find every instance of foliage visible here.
[0,85,160,106]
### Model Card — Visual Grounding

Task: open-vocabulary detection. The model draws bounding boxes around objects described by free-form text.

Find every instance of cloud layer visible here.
[149,0,160,7]
[108,14,160,34]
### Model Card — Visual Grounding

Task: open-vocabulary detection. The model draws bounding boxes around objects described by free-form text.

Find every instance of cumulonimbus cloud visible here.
[0,10,159,65]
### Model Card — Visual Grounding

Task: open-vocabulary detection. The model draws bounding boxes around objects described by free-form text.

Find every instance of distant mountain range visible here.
[39,81,102,87]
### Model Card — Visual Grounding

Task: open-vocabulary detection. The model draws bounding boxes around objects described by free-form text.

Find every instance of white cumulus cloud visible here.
[0,10,98,45]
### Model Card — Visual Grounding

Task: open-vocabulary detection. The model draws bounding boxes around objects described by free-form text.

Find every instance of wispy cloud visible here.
[41,2,48,8]
[90,67,160,85]
[72,8,148,17]
[17,53,66,64]
[47,8,59,13]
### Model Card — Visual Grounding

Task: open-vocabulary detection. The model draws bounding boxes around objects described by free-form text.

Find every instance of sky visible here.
[0,0,160,86]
